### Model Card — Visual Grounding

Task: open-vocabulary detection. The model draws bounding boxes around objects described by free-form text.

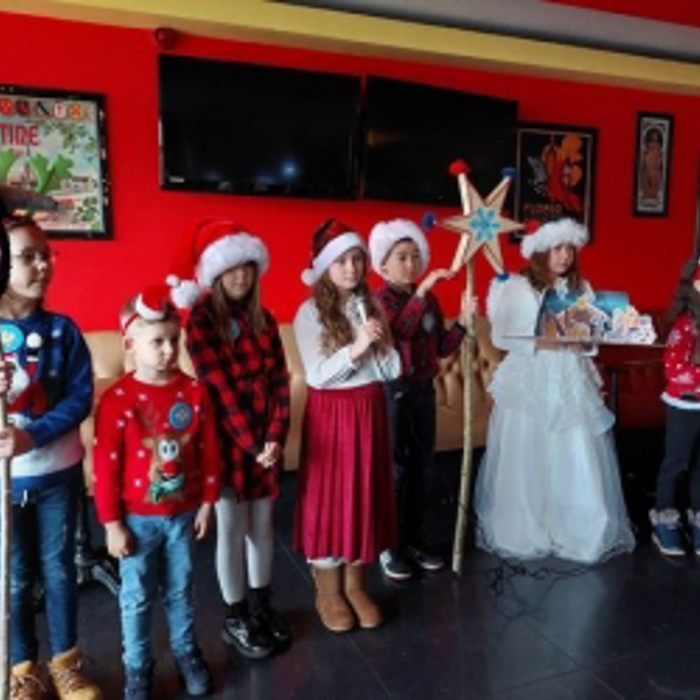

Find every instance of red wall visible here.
[1,11,699,330]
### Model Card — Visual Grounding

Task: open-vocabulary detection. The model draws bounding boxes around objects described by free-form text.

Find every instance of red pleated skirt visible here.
[294,383,397,563]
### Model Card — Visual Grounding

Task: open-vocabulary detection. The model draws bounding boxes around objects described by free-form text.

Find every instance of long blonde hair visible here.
[209,263,267,346]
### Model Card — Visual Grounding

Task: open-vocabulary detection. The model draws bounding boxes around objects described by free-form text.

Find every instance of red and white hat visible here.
[121,283,177,333]
[368,219,430,279]
[169,219,269,308]
[520,218,588,259]
[301,218,367,286]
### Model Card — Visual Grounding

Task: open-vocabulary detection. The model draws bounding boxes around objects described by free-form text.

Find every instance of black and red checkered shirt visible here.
[186,297,290,501]
[376,284,465,381]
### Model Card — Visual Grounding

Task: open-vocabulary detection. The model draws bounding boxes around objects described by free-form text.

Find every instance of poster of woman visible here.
[633,112,673,217]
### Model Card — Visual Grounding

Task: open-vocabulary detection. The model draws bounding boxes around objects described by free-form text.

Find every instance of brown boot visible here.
[344,563,382,629]
[48,648,102,700]
[10,661,45,700]
[312,564,356,632]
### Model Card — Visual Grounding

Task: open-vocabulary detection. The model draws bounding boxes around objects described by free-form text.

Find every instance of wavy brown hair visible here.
[524,246,583,293]
[209,263,267,347]
[314,268,389,355]
[670,258,700,363]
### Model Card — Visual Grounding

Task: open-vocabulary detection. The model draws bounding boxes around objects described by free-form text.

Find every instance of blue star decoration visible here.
[438,165,524,274]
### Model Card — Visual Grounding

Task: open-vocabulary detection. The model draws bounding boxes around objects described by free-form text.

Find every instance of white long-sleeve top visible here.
[293,297,401,389]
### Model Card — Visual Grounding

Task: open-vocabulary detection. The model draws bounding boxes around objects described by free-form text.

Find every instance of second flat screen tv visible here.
[159,56,361,199]
[362,77,518,206]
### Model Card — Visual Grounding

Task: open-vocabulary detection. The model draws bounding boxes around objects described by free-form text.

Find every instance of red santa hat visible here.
[520,218,588,259]
[301,218,367,286]
[121,283,178,333]
[168,219,270,308]
[368,218,430,279]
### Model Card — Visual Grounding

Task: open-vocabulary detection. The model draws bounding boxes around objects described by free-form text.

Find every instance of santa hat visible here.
[368,219,430,279]
[122,283,178,333]
[520,218,589,259]
[169,219,270,308]
[301,218,366,286]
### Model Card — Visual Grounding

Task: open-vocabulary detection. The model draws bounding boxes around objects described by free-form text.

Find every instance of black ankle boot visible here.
[249,586,293,650]
[222,600,275,660]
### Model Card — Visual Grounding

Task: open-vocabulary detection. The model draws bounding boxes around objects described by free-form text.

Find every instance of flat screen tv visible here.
[361,77,518,206]
[159,56,361,199]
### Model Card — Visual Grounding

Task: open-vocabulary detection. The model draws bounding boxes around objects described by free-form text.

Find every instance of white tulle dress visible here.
[474,274,635,563]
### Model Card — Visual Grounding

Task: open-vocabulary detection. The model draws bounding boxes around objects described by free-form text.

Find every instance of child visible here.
[293,218,401,632]
[0,216,101,699]
[474,218,635,563]
[182,220,291,659]
[369,218,470,580]
[650,259,700,556]
[93,285,220,699]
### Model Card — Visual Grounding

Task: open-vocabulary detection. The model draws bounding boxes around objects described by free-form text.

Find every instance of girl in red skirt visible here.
[293,218,401,633]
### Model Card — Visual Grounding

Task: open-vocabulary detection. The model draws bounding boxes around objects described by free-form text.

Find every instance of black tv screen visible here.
[362,77,518,206]
[159,56,361,198]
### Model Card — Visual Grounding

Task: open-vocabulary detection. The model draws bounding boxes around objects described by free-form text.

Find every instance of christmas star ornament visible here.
[438,161,524,275]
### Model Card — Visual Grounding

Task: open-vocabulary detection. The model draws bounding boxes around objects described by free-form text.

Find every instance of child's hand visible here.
[459,293,478,325]
[0,360,15,396]
[256,442,282,469]
[0,427,34,459]
[350,319,384,361]
[417,269,453,298]
[194,503,214,541]
[105,521,134,559]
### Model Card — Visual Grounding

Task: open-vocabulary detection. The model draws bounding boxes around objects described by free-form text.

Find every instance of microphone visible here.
[353,294,369,325]
[0,186,60,215]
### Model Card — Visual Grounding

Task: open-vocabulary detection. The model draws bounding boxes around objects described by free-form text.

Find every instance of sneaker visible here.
[379,549,413,581]
[222,601,276,659]
[123,665,152,700]
[650,509,685,556]
[687,510,700,556]
[407,546,445,572]
[174,650,212,697]
[10,661,45,700]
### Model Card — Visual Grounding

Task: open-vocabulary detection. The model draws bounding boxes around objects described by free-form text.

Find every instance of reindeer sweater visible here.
[2,309,93,494]
[93,371,221,522]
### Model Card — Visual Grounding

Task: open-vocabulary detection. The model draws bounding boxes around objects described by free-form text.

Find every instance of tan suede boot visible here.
[344,563,382,629]
[312,565,356,633]
[48,648,102,700]
[10,661,45,700]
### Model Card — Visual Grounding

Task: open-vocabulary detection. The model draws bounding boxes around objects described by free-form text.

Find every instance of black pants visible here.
[656,404,700,511]
[386,378,437,550]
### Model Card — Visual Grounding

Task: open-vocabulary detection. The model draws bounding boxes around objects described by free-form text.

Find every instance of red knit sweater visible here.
[663,313,700,402]
[93,371,221,522]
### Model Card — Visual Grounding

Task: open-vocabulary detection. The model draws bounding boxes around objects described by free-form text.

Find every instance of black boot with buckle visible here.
[222,600,276,660]
[249,586,293,651]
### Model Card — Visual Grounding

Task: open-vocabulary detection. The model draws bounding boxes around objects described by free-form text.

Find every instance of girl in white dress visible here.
[475,218,635,563]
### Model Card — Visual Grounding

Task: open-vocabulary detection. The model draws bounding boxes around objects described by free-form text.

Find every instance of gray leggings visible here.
[215,491,274,604]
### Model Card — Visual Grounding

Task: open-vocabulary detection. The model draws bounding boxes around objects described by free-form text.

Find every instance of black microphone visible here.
[353,294,369,325]
[0,186,59,214]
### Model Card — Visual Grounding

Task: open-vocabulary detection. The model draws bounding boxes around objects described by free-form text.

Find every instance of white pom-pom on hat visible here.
[166,275,201,310]
[368,219,430,279]
[520,218,588,259]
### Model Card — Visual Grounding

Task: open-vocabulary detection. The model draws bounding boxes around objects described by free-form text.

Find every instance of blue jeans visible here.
[119,510,197,670]
[11,476,80,664]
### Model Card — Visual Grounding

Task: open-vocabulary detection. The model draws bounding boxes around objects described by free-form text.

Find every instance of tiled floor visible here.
[58,433,700,699]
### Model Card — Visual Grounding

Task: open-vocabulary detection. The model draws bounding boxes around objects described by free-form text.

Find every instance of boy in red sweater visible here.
[93,285,220,699]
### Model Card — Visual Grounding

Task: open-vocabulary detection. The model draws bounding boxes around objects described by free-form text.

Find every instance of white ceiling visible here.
[283,0,700,63]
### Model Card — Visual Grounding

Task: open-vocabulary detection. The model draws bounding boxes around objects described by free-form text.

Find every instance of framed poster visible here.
[514,123,597,238]
[633,112,673,217]
[0,85,110,239]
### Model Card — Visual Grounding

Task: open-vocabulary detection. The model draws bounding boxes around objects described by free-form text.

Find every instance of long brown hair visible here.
[209,263,267,347]
[670,258,700,363]
[524,246,583,293]
[314,264,389,355]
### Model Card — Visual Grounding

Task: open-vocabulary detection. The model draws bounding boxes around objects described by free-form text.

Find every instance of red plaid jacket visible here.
[186,297,290,501]
[376,284,465,381]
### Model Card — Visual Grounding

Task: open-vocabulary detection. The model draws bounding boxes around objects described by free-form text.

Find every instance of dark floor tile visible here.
[351,571,576,699]
[596,638,700,699]
[487,670,622,700]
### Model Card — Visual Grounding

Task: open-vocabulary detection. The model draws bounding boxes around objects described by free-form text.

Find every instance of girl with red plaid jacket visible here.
[178,220,291,661]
